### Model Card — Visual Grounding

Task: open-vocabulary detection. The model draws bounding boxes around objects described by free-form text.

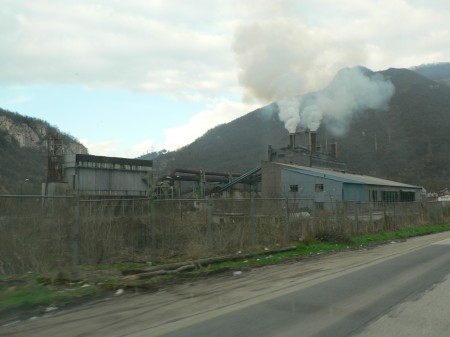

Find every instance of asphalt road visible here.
[2,233,450,337]
[155,238,450,337]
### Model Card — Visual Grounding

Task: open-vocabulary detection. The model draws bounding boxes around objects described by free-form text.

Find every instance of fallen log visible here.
[122,245,297,277]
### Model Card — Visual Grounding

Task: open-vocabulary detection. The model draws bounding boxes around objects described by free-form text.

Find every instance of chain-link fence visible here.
[1,195,450,276]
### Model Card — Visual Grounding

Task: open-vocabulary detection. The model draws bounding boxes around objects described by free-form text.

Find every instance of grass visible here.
[0,278,100,311]
[2,223,450,317]
[204,223,450,271]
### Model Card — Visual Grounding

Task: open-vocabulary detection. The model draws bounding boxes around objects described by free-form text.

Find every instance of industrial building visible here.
[261,161,423,202]
[267,131,344,170]
[42,134,153,197]
[64,154,152,197]
[43,153,153,197]
[218,130,424,203]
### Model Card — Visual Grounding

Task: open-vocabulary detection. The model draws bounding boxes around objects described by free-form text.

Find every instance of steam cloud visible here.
[233,19,366,103]
[233,18,394,135]
[277,67,395,135]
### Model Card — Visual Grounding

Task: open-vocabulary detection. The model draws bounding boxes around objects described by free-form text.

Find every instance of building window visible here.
[315,183,324,192]
[370,190,378,201]
[400,191,415,202]
[382,191,399,202]
[289,184,298,192]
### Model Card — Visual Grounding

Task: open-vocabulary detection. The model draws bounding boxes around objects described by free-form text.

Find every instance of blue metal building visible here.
[261,161,423,203]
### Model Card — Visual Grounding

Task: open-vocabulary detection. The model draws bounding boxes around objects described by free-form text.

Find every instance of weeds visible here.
[2,222,450,317]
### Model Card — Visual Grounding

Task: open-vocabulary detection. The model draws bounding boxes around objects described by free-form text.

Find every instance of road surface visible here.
[1,232,450,337]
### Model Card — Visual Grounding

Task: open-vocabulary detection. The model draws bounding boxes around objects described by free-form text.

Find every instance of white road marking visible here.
[432,237,450,245]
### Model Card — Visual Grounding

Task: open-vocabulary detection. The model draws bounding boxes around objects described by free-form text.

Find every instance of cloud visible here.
[2,0,450,157]
[232,18,367,103]
[232,0,450,104]
[0,1,238,99]
[80,138,156,158]
[162,98,259,151]
[78,97,258,156]
[2,0,449,101]
[4,94,33,105]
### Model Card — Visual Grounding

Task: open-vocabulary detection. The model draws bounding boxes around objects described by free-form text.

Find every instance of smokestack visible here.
[309,131,317,154]
[330,141,338,158]
[289,133,296,150]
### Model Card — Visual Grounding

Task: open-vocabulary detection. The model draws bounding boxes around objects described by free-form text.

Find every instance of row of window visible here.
[369,190,415,202]
[288,186,416,202]
[289,184,324,193]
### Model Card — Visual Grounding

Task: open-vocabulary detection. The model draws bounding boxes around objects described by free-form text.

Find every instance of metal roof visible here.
[274,162,421,189]
[75,154,153,167]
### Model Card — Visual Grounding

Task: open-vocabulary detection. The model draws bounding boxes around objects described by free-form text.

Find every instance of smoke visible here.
[276,96,301,133]
[233,19,366,103]
[232,18,394,136]
[275,67,395,135]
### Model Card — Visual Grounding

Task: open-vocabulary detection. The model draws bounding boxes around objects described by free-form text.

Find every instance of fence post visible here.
[71,194,80,279]
[207,199,214,249]
[285,197,290,243]
[355,203,360,235]
[148,199,156,261]
[250,195,256,246]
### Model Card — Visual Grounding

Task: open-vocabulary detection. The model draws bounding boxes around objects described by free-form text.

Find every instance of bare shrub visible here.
[314,228,352,244]
[2,195,450,277]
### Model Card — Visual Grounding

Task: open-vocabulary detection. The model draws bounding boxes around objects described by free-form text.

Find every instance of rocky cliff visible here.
[0,109,87,194]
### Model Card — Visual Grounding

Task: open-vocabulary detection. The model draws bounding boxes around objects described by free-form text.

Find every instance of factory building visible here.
[261,161,423,203]
[42,134,153,197]
[215,131,424,203]
[43,153,153,197]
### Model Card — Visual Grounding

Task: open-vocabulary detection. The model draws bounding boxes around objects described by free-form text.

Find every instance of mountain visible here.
[154,67,450,191]
[411,62,450,86]
[0,109,87,194]
[3,65,449,194]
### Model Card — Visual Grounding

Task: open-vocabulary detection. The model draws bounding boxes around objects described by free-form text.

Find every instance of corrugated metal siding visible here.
[281,169,343,201]
[281,164,421,189]
[263,162,424,202]
[62,154,152,196]
[342,183,366,202]
[76,168,150,195]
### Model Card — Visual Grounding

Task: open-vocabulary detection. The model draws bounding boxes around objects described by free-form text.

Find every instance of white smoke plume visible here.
[299,67,395,135]
[233,19,366,102]
[276,96,301,133]
[232,18,394,135]
[268,67,395,136]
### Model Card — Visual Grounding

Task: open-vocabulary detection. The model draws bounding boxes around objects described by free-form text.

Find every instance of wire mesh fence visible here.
[1,195,450,276]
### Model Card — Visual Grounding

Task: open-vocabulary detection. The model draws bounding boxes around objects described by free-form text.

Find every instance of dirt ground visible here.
[1,232,449,337]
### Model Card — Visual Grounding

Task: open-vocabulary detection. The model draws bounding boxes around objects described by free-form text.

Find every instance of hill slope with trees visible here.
[0,109,86,194]
[153,67,450,191]
[3,64,449,194]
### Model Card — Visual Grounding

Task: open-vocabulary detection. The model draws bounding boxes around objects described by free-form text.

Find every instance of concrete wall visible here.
[261,161,283,198]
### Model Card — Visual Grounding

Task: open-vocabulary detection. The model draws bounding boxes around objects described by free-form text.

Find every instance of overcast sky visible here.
[1,0,449,157]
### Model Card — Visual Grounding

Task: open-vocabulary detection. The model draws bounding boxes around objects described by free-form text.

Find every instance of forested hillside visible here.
[154,67,450,191]
[4,64,450,194]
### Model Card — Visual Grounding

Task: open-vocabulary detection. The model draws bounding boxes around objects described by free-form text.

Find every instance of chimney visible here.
[309,131,317,154]
[330,141,338,158]
[268,145,275,162]
[289,133,296,150]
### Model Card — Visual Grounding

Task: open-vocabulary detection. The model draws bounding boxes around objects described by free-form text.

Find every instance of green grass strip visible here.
[206,223,450,271]
[0,280,100,310]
